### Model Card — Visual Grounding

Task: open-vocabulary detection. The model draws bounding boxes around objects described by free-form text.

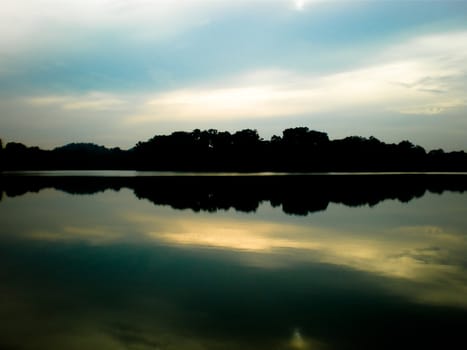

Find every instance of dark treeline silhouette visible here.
[1,128,467,171]
[1,174,466,215]
[0,141,129,170]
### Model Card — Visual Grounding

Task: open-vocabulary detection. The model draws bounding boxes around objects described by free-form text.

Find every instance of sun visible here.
[294,0,306,11]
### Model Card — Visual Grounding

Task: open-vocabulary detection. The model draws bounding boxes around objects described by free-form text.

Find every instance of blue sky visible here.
[1,0,467,150]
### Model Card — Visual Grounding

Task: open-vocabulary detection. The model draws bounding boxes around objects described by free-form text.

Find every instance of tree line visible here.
[1,127,467,171]
[2,174,466,215]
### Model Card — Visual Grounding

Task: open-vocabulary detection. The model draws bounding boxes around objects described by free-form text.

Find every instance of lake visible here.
[0,173,466,349]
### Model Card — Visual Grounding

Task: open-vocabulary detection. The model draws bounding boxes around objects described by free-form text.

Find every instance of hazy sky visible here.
[1,0,467,150]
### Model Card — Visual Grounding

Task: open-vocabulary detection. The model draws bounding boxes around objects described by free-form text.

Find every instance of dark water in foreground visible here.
[0,174,466,349]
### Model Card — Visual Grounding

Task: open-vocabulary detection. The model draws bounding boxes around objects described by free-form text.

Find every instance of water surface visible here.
[0,174,466,349]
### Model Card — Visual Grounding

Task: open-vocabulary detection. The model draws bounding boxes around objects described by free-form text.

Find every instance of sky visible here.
[1,0,467,150]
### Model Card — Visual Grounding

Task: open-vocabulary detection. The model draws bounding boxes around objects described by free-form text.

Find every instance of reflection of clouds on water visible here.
[136,216,320,252]
[123,212,467,308]
[28,225,124,245]
[1,189,467,349]
[4,188,466,308]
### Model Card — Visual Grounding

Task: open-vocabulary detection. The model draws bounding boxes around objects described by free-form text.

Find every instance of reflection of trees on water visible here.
[1,175,466,216]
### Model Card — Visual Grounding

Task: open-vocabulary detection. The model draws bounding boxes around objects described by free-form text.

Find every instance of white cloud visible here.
[147,50,465,118]
[26,92,127,111]
[119,30,467,124]
[125,62,466,122]
[19,30,467,125]
[0,0,215,64]
[0,0,303,59]
[395,99,466,116]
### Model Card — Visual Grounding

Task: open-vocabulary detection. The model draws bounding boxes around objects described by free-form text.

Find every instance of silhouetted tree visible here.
[230,129,265,170]
[3,142,43,169]
[51,143,128,169]
[0,138,3,171]
[275,127,330,171]
[282,127,329,147]
[1,127,466,171]
[232,129,261,145]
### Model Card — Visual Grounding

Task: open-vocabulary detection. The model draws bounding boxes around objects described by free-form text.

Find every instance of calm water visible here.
[0,175,467,349]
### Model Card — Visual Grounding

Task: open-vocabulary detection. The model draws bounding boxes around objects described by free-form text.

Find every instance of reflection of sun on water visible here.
[287,328,327,349]
[290,328,308,349]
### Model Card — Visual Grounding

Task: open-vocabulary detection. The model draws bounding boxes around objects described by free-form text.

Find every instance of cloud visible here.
[24,32,467,122]
[26,92,127,111]
[125,28,467,123]
[0,0,213,69]
[0,1,302,56]
[395,100,466,116]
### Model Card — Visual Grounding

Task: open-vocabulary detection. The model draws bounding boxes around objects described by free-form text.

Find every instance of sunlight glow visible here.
[294,0,306,11]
